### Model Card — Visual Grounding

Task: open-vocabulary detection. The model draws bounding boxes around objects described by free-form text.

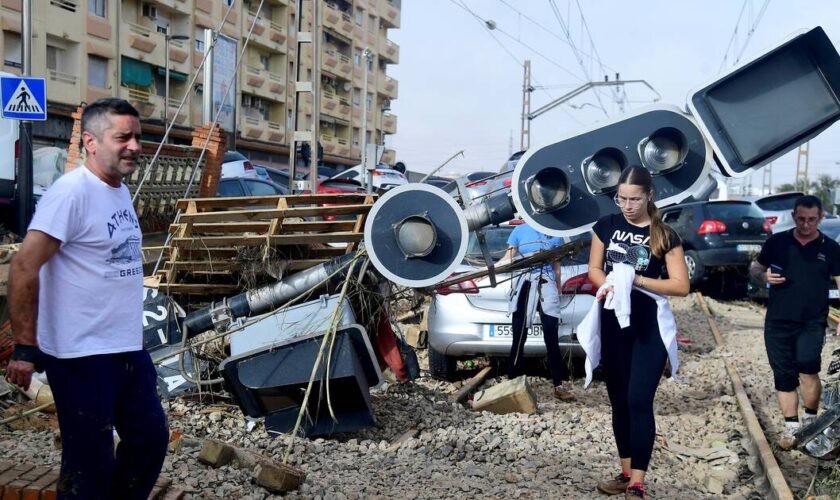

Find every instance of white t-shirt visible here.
[29,166,143,358]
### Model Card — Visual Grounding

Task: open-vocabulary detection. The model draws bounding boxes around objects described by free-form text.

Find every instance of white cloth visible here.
[29,166,144,358]
[576,265,679,388]
[508,269,563,327]
[602,263,635,328]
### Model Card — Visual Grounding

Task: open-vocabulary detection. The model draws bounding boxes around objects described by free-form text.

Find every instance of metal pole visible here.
[16,0,33,235]
[202,29,214,124]
[309,0,321,194]
[360,47,372,192]
[164,26,170,143]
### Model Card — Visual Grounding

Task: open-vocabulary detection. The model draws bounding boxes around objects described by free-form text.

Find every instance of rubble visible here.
[471,375,538,415]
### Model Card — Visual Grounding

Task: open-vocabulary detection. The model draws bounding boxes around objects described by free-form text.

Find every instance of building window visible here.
[3,31,22,69]
[352,88,360,107]
[46,46,59,71]
[88,0,106,17]
[259,53,270,71]
[354,8,364,26]
[88,55,108,88]
[287,109,293,129]
[366,56,374,72]
[352,128,360,147]
[366,92,373,110]
[353,49,361,66]
[368,15,376,33]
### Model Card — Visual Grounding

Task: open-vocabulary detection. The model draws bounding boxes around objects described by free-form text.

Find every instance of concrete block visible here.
[704,474,724,495]
[471,376,538,415]
[197,439,235,468]
[253,463,305,493]
[403,325,427,349]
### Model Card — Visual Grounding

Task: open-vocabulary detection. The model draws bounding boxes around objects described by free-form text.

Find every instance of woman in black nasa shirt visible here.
[588,166,689,499]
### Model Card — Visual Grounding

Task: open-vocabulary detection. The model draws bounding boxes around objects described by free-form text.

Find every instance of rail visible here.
[48,70,77,85]
[49,0,77,12]
[128,22,152,37]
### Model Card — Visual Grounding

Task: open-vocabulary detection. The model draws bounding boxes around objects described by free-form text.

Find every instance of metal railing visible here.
[49,0,77,12]
[268,71,284,83]
[269,21,286,34]
[267,121,283,131]
[246,65,265,76]
[128,22,152,37]
[124,86,152,103]
[48,69,77,84]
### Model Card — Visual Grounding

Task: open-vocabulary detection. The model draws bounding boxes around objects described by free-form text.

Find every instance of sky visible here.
[385,0,840,192]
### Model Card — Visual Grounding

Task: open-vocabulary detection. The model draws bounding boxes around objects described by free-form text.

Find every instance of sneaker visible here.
[625,482,646,499]
[596,472,630,495]
[554,386,576,402]
[778,422,799,451]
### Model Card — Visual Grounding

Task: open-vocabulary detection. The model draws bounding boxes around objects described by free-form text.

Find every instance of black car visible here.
[660,200,771,286]
[218,177,289,197]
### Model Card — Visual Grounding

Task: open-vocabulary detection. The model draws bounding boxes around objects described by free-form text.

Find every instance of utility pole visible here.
[795,142,810,193]
[761,162,773,195]
[520,60,531,151]
[16,0,33,235]
[288,0,321,193]
[360,47,373,193]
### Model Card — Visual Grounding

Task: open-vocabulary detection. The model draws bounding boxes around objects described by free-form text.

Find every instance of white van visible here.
[0,72,20,206]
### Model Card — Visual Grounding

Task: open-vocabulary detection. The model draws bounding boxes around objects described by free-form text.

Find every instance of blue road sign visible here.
[0,76,46,120]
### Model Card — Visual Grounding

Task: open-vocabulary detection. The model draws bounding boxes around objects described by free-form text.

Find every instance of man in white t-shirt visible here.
[5,98,168,499]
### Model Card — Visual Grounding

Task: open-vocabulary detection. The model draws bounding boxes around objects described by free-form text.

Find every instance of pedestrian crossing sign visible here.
[0,77,46,120]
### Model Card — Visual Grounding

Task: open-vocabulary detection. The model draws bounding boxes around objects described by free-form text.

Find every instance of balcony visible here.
[119,86,159,120]
[321,3,355,40]
[378,76,398,99]
[337,54,353,79]
[379,38,399,64]
[382,113,397,134]
[268,71,286,98]
[336,137,351,157]
[338,96,352,122]
[47,70,81,106]
[321,47,340,74]
[267,121,285,143]
[245,9,280,49]
[241,116,266,141]
[172,0,192,14]
[165,97,189,126]
[321,89,340,118]
[122,22,164,67]
[381,148,397,165]
[167,38,191,76]
[47,0,83,38]
[320,133,338,155]
[379,0,401,29]
[268,21,288,46]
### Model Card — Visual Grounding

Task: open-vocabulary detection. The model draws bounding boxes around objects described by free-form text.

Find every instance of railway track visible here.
[696,292,840,499]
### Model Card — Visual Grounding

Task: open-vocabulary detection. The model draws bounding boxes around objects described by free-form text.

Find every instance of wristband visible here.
[10,344,41,366]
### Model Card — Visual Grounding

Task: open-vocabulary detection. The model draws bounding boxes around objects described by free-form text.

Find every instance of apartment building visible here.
[0,0,400,169]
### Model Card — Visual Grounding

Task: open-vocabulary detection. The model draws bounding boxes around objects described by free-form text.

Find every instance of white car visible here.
[220,151,256,178]
[330,164,407,193]
[426,224,595,380]
[749,191,805,233]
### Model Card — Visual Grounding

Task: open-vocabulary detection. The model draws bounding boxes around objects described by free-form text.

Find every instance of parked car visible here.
[220,151,255,178]
[217,176,289,197]
[749,191,805,233]
[442,171,498,202]
[427,224,595,381]
[330,164,407,193]
[484,150,527,200]
[423,178,452,190]
[309,178,367,222]
[660,200,771,286]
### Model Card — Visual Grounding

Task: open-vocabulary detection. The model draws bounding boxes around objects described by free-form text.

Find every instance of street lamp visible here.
[164,25,190,143]
[360,47,373,192]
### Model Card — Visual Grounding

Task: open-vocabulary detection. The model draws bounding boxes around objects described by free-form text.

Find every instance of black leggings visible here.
[508,280,567,386]
[600,295,667,471]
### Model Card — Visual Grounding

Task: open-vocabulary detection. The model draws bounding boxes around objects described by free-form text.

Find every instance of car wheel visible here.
[684,250,705,286]
[428,347,456,381]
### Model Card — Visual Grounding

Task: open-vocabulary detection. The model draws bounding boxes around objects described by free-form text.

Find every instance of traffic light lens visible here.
[395,215,437,258]
[583,148,625,193]
[526,167,570,213]
[641,127,687,173]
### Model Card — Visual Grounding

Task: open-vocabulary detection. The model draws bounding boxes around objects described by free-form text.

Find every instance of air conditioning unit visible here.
[142,3,158,20]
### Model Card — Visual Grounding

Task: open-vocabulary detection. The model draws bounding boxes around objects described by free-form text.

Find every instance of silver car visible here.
[748,191,805,233]
[427,224,596,380]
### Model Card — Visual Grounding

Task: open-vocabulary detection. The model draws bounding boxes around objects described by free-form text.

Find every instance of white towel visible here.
[602,264,635,328]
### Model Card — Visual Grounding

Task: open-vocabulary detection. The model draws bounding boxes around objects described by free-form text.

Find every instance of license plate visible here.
[830,289,839,299]
[737,244,762,252]
[485,324,543,338]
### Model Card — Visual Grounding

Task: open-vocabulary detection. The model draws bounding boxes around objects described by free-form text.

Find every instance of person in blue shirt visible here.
[502,221,575,401]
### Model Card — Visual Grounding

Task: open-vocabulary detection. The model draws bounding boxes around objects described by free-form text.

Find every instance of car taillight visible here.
[503,178,512,188]
[765,215,778,225]
[763,218,773,234]
[697,220,727,235]
[436,278,480,295]
[372,170,384,176]
[244,161,253,171]
[561,272,597,296]
[14,140,19,159]
[508,218,525,225]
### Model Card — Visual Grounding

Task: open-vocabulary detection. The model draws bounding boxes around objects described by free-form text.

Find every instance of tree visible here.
[775,175,840,209]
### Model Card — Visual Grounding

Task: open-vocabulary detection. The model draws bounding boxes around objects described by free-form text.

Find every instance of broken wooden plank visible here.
[170,232,364,248]
[177,204,372,224]
[174,193,372,210]
[168,220,358,235]
[452,366,493,403]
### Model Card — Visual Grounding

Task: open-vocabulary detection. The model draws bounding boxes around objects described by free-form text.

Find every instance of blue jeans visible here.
[42,350,169,500]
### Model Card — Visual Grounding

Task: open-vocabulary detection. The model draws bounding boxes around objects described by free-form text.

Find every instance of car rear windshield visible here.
[465,226,514,263]
[755,193,803,211]
[703,202,765,220]
[223,151,248,163]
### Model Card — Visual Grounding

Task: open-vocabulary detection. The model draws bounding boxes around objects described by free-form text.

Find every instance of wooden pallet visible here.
[152,193,375,297]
